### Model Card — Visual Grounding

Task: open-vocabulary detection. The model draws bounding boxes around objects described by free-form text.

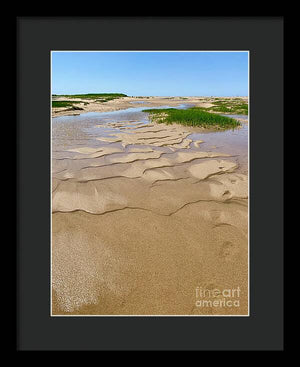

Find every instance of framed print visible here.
[17,16,284,350]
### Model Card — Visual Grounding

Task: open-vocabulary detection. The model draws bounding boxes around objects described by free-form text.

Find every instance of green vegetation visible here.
[52,93,127,109]
[52,100,83,108]
[207,99,248,115]
[53,93,127,103]
[143,107,240,129]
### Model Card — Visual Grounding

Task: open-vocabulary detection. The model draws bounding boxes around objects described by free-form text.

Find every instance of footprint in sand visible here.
[222,190,232,199]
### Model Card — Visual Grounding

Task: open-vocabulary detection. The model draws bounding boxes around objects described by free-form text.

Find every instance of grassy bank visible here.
[143,107,240,129]
[52,100,84,108]
[52,93,127,103]
[207,99,248,115]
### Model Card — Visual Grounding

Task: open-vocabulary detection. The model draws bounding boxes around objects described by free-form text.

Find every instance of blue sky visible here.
[52,51,248,97]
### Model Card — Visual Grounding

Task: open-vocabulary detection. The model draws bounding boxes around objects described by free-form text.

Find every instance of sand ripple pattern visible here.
[52,117,248,314]
[52,121,247,215]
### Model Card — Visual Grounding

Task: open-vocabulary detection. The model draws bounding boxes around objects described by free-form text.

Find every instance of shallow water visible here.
[52,106,248,172]
[52,104,190,146]
[221,114,248,120]
[188,118,248,173]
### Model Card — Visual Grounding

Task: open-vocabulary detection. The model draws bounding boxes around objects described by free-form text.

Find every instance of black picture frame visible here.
[16,16,284,351]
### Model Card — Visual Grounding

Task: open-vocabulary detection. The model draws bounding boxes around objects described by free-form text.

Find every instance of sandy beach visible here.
[51,97,248,315]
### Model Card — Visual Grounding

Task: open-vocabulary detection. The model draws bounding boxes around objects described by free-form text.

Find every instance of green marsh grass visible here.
[208,99,248,115]
[143,107,240,129]
[52,93,127,108]
[53,93,127,101]
[52,100,82,108]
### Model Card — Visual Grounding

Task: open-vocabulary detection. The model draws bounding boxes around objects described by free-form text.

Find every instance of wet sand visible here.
[51,103,248,315]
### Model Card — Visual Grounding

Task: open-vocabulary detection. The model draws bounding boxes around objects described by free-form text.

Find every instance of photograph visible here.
[51,51,249,316]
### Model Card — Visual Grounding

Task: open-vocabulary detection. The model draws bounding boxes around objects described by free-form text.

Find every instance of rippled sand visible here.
[52,110,248,315]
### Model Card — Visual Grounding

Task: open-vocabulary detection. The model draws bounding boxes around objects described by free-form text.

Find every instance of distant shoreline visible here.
[51,96,248,118]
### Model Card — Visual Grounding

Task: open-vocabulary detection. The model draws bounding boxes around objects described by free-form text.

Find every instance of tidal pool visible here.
[52,106,248,172]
